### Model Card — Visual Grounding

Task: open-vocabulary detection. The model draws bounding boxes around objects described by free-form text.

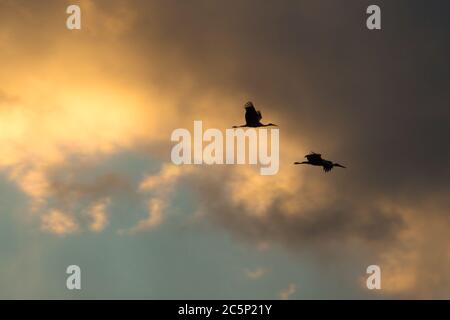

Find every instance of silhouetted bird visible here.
[232,101,277,128]
[294,152,346,172]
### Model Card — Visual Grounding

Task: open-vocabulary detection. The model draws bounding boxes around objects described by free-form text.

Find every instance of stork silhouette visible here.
[294,152,346,172]
[232,101,277,128]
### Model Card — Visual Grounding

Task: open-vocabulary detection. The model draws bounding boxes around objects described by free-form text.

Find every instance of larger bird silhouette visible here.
[294,152,346,172]
[232,101,277,128]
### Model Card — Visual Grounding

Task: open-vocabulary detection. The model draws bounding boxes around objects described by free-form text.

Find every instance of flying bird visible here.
[232,101,277,128]
[294,152,346,172]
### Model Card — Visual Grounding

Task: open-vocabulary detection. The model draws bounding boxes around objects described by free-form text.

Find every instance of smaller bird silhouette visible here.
[232,101,277,128]
[294,152,346,172]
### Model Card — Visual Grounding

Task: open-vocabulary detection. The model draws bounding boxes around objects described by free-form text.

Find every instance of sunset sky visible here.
[0,0,449,299]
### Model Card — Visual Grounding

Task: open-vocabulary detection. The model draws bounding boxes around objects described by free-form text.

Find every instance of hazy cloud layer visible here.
[0,0,449,298]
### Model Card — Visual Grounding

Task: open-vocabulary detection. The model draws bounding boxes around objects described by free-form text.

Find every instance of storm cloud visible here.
[0,0,449,298]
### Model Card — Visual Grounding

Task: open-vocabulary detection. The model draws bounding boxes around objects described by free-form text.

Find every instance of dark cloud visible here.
[2,0,449,297]
[119,0,450,192]
[188,169,405,249]
[48,171,131,208]
[112,4,448,222]
[120,0,449,296]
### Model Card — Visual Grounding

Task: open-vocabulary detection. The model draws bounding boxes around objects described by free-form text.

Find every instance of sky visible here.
[0,0,449,299]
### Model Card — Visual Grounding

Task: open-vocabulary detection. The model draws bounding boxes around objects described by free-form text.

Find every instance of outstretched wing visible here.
[322,161,333,172]
[244,101,260,126]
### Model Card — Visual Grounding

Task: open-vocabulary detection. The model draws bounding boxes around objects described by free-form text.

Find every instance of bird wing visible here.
[323,161,333,172]
[306,153,322,162]
[256,110,262,121]
[244,102,260,126]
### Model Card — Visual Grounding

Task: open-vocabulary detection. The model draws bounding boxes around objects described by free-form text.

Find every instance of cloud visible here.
[279,283,297,300]
[138,165,187,193]
[185,164,403,245]
[245,267,269,280]
[87,198,110,232]
[0,0,449,298]
[122,0,448,298]
[0,0,179,233]
[120,164,193,234]
[374,199,450,298]
[122,198,166,234]
[41,210,79,235]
